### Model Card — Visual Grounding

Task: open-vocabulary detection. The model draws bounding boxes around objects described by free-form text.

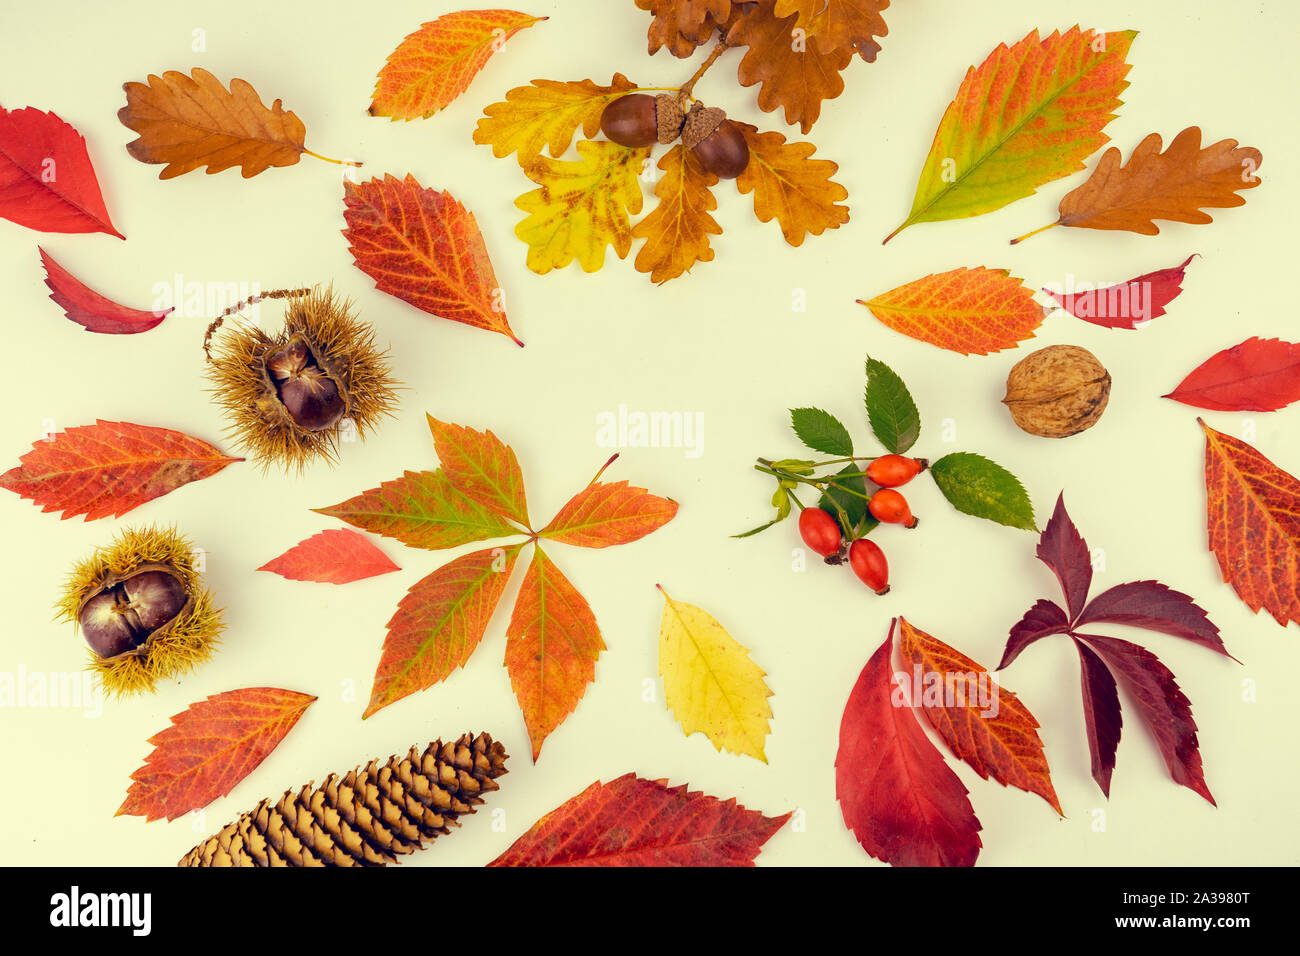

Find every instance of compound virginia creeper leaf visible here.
[930,452,1036,531]
[540,477,678,548]
[886,27,1135,242]
[473,74,637,167]
[1045,255,1195,329]
[1072,637,1122,797]
[773,0,889,60]
[369,10,547,120]
[633,144,721,283]
[1165,337,1300,412]
[864,356,920,454]
[40,247,170,334]
[488,773,790,866]
[637,0,733,58]
[427,416,530,529]
[258,529,400,584]
[736,124,849,245]
[658,586,773,762]
[790,407,854,457]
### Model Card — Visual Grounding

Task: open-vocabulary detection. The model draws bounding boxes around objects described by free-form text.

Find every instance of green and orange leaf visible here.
[736,124,849,246]
[540,477,679,549]
[633,144,721,283]
[474,74,637,167]
[426,416,530,529]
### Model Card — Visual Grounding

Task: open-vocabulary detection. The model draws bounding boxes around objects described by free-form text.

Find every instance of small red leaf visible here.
[1044,255,1194,329]
[258,529,400,584]
[1077,579,1233,660]
[1165,337,1300,412]
[1073,637,1122,797]
[40,247,171,334]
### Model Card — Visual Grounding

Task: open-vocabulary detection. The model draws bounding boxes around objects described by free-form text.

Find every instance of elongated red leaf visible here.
[1037,492,1092,620]
[488,773,790,866]
[0,420,242,520]
[1044,256,1194,329]
[1077,580,1232,659]
[1165,337,1300,412]
[426,416,530,528]
[540,479,679,548]
[117,687,316,822]
[999,599,1071,671]
[258,529,399,584]
[40,247,170,334]
[836,629,982,867]
[0,106,123,238]
[1072,637,1122,797]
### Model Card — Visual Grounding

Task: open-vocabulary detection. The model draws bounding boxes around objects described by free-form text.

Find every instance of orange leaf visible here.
[0,419,242,521]
[488,773,790,865]
[633,145,721,283]
[736,124,849,246]
[896,617,1062,815]
[637,0,732,57]
[473,74,637,167]
[1202,420,1300,628]
[258,529,399,584]
[117,688,316,822]
[343,173,520,345]
[426,415,530,528]
[773,0,889,60]
[540,478,679,548]
[505,546,605,760]
[365,545,521,718]
[860,267,1047,355]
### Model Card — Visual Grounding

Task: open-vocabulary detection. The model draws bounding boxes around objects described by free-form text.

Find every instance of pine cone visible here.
[178,732,508,867]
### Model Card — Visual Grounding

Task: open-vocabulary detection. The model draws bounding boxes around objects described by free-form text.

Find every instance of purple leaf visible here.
[1037,493,1093,621]
[1072,637,1122,798]
[999,599,1070,670]
[1077,580,1236,661]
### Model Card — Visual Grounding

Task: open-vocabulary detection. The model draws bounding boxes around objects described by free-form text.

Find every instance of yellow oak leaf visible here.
[736,125,849,246]
[515,139,650,274]
[658,587,773,763]
[633,145,721,284]
[474,74,637,168]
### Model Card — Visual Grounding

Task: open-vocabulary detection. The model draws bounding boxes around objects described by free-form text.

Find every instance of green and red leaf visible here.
[427,416,531,528]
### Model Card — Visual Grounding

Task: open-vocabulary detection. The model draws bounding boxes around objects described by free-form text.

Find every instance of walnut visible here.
[1002,345,1111,438]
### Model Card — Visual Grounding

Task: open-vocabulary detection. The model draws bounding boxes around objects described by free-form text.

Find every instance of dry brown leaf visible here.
[633,145,721,283]
[736,124,848,245]
[774,0,889,60]
[638,0,732,57]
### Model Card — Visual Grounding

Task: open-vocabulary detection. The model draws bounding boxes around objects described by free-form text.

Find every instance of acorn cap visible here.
[681,104,726,151]
[655,94,687,145]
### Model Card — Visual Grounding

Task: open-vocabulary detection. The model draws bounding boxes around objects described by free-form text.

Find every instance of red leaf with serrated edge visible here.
[1201,420,1300,627]
[1077,580,1233,659]
[40,247,170,334]
[1037,492,1092,621]
[426,415,530,528]
[836,629,982,867]
[342,174,521,345]
[999,598,1071,670]
[1045,255,1194,329]
[1165,337,1300,412]
[0,106,123,238]
[505,546,605,761]
[540,479,679,548]
[117,688,315,822]
[1075,633,1214,805]
[365,545,520,718]
[258,529,399,584]
[896,617,1062,815]
[1073,637,1122,797]
[0,420,242,521]
[487,773,790,866]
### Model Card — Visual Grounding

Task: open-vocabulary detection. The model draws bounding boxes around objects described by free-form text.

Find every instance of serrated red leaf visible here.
[539,479,679,548]
[999,598,1071,670]
[1165,337,1300,412]
[0,420,242,521]
[117,687,315,822]
[426,415,530,528]
[1073,637,1122,797]
[0,106,123,238]
[1077,580,1233,659]
[487,772,790,866]
[40,247,170,334]
[258,529,399,584]
[342,173,521,345]
[1045,256,1194,330]
[836,628,982,867]
[1037,492,1092,620]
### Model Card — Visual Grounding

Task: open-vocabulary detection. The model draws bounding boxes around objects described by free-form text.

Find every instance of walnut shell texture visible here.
[1003,344,1111,438]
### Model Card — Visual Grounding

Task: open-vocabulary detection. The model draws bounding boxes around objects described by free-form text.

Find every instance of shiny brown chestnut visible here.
[265,337,347,432]
[78,566,190,660]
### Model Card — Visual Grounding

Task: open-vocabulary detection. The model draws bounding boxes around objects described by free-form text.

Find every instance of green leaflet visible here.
[864,357,920,453]
[790,407,854,457]
[820,464,879,538]
[930,453,1036,531]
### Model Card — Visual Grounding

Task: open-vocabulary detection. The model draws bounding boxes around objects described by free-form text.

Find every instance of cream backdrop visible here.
[1,0,1297,867]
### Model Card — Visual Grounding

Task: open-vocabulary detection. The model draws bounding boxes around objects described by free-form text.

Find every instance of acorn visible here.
[682,104,750,179]
[600,92,687,147]
[56,526,224,697]
[206,286,399,471]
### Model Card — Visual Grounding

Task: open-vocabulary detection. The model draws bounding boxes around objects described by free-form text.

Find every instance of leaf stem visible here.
[678,39,731,102]
[303,148,362,168]
[1009,221,1059,245]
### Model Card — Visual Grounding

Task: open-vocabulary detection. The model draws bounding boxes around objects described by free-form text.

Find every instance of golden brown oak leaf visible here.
[474,74,637,167]
[736,125,848,246]
[638,0,731,57]
[633,145,721,283]
[773,0,889,60]
[119,69,311,179]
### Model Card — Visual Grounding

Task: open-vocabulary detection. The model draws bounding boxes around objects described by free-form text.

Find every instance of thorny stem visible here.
[678,39,731,103]
[202,287,312,361]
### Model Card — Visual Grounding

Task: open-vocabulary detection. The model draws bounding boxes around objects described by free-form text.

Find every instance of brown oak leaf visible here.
[774,0,889,60]
[638,0,732,57]
[736,124,848,245]
[633,144,722,283]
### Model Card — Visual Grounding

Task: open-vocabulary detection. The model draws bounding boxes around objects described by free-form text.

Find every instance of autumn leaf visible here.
[117,688,315,822]
[488,773,790,866]
[539,477,679,548]
[638,0,732,58]
[1015,127,1262,242]
[343,174,520,345]
[1201,420,1300,627]
[1164,338,1300,412]
[258,529,399,584]
[633,145,721,283]
[1045,256,1195,330]
[929,453,1036,531]
[505,546,605,760]
[736,124,849,246]
[0,106,123,238]
[886,27,1135,243]
[836,629,982,867]
[0,420,241,521]
[1072,637,1122,796]
[369,10,546,121]
[426,416,530,529]
[774,0,890,60]
[515,139,650,273]
[860,267,1047,355]
[40,247,170,334]
[896,617,1062,814]
[474,74,637,167]
[658,586,773,762]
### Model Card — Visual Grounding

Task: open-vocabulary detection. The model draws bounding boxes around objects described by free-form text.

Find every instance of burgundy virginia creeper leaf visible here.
[1072,637,1122,797]
[1037,492,1093,620]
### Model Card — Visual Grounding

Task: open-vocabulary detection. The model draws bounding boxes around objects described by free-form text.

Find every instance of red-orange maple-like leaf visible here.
[0,420,242,521]
[258,529,399,584]
[426,415,531,529]
[117,687,316,822]
[40,247,171,334]
[342,173,520,345]
[539,478,679,548]
[488,772,790,866]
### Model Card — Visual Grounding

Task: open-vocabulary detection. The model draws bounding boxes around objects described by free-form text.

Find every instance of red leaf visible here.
[0,420,242,520]
[1044,255,1195,329]
[117,687,316,822]
[258,529,400,584]
[540,479,679,548]
[40,247,170,334]
[0,106,123,238]
[1072,637,1122,797]
[426,415,530,528]
[835,628,982,867]
[1077,579,1234,660]
[1036,492,1092,620]
[1075,633,1215,805]
[487,773,790,866]
[1165,337,1300,412]
[999,598,1070,670]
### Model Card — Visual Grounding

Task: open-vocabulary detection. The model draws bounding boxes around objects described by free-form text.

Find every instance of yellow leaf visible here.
[736,125,849,246]
[515,139,649,274]
[658,587,773,763]
[633,145,721,284]
[474,75,636,167]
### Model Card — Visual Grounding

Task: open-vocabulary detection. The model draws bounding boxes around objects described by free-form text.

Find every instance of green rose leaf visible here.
[790,407,854,457]
[819,464,880,538]
[930,453,1036,531]
[864,357,921,454]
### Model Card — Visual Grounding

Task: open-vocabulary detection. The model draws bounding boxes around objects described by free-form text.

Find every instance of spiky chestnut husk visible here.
[56,526,224,697]
[206,286,399,471]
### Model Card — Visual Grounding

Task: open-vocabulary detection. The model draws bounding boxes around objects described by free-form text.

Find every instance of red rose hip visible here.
[868,488,918,528]
[848,539,889,594]
[798,507,842,558]
[866,455,927,488]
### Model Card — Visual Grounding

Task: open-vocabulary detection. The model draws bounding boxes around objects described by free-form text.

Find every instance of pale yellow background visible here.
[1,0,1297,867]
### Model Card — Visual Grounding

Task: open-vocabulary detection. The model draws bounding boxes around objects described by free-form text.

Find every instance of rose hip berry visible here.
[868,489,918,528]
[798,507,842,559]
[848,539,889,594]
[866,455,927,488]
